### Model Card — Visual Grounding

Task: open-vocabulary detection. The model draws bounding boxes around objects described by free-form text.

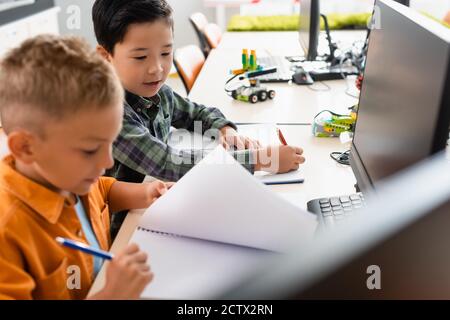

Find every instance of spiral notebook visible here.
[129,146,317,299]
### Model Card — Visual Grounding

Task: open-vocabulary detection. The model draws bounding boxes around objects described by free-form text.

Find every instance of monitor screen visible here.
[0,0,35,12]
[393,0,409,6]
[218,152,450,299]
[350,0,450,191]
[298,0,320,61]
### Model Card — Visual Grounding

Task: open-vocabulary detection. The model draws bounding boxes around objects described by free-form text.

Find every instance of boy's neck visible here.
[126,88,160,100]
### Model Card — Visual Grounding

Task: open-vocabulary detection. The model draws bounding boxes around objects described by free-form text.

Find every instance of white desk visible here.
[189,48,360,124]
[88,125,356,297]
[189,31,365,124]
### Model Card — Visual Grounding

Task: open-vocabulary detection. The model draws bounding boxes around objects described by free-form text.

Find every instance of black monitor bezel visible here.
[299,0,321,61]
[349,0,450,193]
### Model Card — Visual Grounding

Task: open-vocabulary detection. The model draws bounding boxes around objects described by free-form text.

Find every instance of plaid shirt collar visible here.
[125,90,161,113]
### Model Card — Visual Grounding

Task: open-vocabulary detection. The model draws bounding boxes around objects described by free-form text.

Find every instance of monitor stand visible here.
[297,14,360,83]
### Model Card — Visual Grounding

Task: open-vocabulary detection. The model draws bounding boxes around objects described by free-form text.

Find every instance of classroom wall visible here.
[54,0,97,46]
[51,0,450,49]
[166,0,219,49]
[53,0,229,50]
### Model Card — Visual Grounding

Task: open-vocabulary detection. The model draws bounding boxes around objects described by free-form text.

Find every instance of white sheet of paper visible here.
[138,146,317,252]
[236,123,280,146]
[131,229,274,299]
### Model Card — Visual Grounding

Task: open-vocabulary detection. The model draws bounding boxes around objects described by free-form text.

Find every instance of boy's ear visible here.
[96,45,112,62]
[8,130,39,165]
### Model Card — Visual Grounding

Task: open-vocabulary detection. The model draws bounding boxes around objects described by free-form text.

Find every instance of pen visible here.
[277,128,288,145]
[56,237,114,260]
[264,179,305,186]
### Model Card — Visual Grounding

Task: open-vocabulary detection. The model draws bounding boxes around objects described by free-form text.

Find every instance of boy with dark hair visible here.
[92,0,306,184]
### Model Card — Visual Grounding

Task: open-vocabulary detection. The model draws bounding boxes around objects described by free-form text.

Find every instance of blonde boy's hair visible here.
[0,34,123,135]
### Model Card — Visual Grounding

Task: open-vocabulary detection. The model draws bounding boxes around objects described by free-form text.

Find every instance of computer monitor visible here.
[349,0,450,192]
[219,151,450,299]
[298,0,320,61]
[394,0,409,6]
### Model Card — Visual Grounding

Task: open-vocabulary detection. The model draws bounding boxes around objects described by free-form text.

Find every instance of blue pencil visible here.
[56,237,114,260]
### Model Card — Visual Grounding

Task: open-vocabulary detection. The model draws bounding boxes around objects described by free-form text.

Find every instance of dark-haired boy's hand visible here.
[219,126,262,150]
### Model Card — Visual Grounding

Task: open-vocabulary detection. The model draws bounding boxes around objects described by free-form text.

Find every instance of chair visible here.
[173,45,206,94]
[444,11,450,25]
[203,23,223,50]
[189,12,210,57]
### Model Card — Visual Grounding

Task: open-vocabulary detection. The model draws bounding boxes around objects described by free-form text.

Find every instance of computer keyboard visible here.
[257,56,293,82]
[310,65,359,81]
[307,193,366,226]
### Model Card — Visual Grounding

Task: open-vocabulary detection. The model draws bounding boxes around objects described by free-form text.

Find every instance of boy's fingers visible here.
[293,147,304,155]
[294,155,306,164]
[122,243,139,255]
[130,251,148,263]
[139,264,151,272]
[148,181,167,197]
[221,140,230,150]
[244,137,259,150]
[142,271,154,284]
[246,140,256,150]
[130,271,154,293]
[234,136,245,150]
[165,182,175,189]
[157,183,168,196]
[254,139,263,148]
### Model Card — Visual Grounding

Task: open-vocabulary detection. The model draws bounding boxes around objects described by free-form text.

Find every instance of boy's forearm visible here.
[108,181,152,214]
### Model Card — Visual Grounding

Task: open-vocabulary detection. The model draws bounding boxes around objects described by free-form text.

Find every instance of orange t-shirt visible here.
[0,155,116,299]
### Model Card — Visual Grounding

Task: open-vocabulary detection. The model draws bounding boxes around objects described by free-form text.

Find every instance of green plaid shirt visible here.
[107,85,255,182]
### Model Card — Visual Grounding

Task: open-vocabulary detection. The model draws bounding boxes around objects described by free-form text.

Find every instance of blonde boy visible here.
[0,35,171,299]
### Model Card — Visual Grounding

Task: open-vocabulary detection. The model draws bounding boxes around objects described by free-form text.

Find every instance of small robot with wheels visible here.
[231,78,276,104]
[226,49,277,104]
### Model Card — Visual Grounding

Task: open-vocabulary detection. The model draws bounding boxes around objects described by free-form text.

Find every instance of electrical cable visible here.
[330,150,351,166]
[307,81,331,92]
